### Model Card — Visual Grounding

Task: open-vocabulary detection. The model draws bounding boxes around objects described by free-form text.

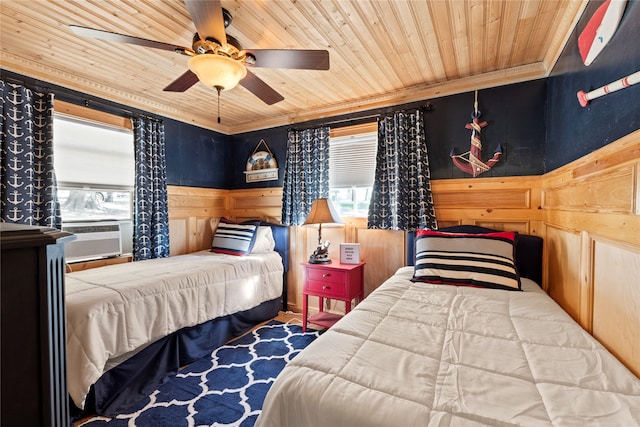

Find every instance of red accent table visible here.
[302,260,365,332]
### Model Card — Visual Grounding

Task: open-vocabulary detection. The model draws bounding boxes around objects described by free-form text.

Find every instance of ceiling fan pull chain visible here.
[215,86,222,124]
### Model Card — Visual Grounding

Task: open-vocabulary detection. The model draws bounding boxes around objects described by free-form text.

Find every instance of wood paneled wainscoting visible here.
[166,129,640,377]
[541,129,640,377]
[167,179,544,320]
[167,186,229,255]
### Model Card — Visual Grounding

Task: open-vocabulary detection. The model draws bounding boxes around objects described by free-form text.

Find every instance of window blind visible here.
[53,114,134,187]
[329,131,377,188]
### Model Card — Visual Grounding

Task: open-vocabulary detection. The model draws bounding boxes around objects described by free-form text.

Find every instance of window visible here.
[53,114,134,222]
[329,123,377,217]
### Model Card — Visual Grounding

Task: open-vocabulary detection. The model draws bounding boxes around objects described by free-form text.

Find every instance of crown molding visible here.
[3,52,546,135]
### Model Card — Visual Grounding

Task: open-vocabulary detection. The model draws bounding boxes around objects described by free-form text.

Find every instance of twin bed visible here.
[66,221,640,424]
[65,220,289,418]
[256,226,640,426]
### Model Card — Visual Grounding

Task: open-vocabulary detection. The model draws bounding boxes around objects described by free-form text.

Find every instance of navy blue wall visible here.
[546,0,640,171]
[425,80,546,179]
[164,118,230,188]
[227,127,289,189]
[227,78,547,187]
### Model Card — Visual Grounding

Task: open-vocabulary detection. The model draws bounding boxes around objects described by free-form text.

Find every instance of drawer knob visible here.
[323,273,330,278]
[322,285,330,290]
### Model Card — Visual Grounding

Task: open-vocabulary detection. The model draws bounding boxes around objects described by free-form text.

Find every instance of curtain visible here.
[281,127,330,225]
[133,116,170,260]
[0,80,61,228]
[368,109,437,231]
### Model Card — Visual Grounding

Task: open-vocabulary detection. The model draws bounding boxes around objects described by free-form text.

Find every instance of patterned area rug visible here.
[79,320,322,427]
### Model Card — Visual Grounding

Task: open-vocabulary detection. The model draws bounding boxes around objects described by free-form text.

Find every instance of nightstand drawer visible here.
[306,279,346,298]
[307,268,346,284]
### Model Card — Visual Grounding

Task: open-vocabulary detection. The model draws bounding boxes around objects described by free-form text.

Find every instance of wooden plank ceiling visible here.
[1,0,587,134]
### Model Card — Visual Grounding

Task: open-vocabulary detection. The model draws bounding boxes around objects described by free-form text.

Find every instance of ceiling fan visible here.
[69,0,329,111]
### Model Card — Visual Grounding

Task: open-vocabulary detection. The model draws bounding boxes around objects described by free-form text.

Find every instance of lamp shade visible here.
[303,198,343,226]
[187,54,247,91]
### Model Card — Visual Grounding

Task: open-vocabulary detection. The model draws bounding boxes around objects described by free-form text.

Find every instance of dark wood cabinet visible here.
[1,224,74,427]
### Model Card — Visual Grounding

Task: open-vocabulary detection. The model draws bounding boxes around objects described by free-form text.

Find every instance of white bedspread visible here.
[257,267,640,427]
[66,250,283,409]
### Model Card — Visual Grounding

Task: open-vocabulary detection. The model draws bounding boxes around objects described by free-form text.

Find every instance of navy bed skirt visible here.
[71,297,281,419]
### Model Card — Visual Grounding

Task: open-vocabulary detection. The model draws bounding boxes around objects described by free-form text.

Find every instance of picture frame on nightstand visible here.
[340,243,360,264]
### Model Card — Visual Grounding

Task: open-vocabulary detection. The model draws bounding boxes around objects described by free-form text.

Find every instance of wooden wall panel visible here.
[542,129,640,376]
[356,227,405,298]
[430,176,544,236]
[168,219,188,256]
[542,130,640,247]
[591,239,640,377]
[543,165,635,213]
[167,186,228,255]
[434,188,531,209]
[227,188,284,223]
[545,225,582,322]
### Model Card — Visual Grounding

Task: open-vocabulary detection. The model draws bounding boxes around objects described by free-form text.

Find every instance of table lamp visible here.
[303,198,343,264]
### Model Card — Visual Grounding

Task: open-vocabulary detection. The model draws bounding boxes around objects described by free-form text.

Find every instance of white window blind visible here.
[329,131,377,188]
[53,114,134,222]
[329,127,377,217]
[53,114,134,187]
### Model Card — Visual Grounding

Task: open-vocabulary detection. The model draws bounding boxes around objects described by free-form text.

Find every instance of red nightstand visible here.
[302,260,365,332]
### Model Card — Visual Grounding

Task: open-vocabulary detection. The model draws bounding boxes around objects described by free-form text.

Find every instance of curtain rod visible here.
[321,113,380,127]
[287,114,379,132]
[2,69,159,121]
[287,102,434,132]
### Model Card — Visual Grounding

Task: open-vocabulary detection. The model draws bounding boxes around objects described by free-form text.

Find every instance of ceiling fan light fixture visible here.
[187,54,246,91]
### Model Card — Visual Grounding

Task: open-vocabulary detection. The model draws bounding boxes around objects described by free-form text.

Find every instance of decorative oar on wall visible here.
[450,91,503,177]
[577,70,640,107]
[578,0,628,67]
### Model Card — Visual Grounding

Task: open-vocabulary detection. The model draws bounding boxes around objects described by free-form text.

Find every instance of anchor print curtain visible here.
[281,127,330,225]
[368,109,437,231]
[0,80,61,228]
[133,116,170,260]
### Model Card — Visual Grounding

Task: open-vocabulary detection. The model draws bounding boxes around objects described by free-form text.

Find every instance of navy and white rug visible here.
[79,321,322,427]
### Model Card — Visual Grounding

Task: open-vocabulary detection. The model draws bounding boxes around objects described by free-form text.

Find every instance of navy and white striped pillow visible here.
[211,218,260,256]
[412,230,521,291]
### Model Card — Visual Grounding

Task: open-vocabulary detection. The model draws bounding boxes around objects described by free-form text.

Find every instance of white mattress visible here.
[66,250,283,409]
[257,267,640,426]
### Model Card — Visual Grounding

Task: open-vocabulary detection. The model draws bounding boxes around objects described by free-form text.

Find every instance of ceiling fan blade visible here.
[184,0,227,46]
[69,25,189,52]
[163,70,200,92]
[240,70,284,105]
[246,49,330,70]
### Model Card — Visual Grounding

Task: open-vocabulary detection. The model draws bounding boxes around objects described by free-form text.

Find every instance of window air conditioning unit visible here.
[62,221,122,262]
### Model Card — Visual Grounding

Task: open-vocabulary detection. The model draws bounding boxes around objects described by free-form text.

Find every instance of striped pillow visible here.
[211,218,260,256]
[412,230,521,291]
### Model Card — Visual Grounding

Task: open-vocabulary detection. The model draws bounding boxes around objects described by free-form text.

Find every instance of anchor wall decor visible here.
[450,90,503,177]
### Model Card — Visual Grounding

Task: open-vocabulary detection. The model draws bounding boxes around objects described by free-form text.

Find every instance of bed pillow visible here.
[250,226,276,254]
[211,218,260,256]
[209,217,220,244]
[412,229,521,291]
